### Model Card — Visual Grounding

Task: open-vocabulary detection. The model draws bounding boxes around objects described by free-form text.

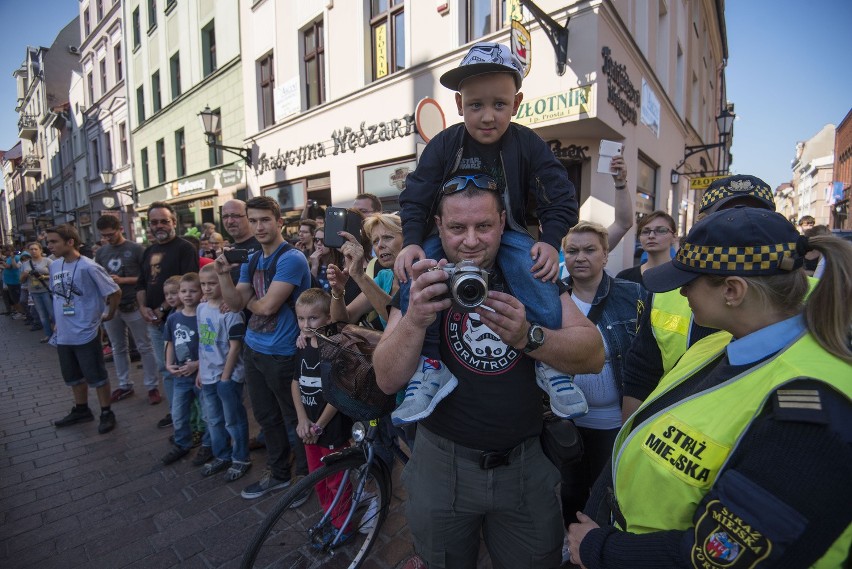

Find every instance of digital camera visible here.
[433,260,489,312]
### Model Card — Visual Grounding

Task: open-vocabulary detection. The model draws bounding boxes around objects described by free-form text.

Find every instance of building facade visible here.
[791,123,835,227]
[239,0,731,270]
[125,0,246,235]
[831,108,851,229]
[80,0,135,240]
[12,18,81,245]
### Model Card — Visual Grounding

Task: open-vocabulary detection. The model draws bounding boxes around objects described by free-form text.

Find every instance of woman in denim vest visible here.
[559,221,647,528]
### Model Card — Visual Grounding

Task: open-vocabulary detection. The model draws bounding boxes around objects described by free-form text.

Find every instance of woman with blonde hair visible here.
[327,213,403,328]
[567,207,852,568]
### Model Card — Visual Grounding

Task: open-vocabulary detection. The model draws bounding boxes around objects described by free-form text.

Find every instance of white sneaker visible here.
[535,361,588,418]
[358,492,379,534]
[391,357,458,426]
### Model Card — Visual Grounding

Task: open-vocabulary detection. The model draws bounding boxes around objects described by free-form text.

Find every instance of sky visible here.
[0,1,849,191]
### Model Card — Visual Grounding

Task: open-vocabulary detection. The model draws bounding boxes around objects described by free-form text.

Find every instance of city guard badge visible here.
[692,500,771,568]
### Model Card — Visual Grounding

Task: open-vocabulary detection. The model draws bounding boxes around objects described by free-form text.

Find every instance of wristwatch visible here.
[523,323,545,353]
[158,305,168,314]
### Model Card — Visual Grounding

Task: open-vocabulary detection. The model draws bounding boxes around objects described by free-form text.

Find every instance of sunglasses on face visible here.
[441,174,499,195]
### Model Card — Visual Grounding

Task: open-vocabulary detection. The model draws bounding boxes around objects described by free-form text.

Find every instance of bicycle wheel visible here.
[241,454,391,569]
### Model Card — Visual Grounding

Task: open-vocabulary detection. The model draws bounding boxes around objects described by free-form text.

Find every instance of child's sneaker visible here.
[391,357,458,426]
[535,361,588,418]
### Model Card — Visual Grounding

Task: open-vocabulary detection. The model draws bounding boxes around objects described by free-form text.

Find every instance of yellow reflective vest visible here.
[649,277,818,375]
[612,330,851,568]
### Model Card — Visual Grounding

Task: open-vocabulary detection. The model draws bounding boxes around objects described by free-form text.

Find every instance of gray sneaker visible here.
[535,361,588,418]
[241,469,291,500]
[391,357,458,426]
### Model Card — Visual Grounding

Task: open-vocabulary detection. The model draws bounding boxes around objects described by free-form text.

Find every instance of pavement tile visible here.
[0,315,448,569]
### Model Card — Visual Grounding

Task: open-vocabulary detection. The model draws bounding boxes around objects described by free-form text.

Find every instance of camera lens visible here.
[454,276,486,308]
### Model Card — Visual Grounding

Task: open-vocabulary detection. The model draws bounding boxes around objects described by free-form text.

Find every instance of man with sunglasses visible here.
[376,184,603,569]
[394,43,581,423]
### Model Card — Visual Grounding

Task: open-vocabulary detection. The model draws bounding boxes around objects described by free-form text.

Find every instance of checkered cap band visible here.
[675,241,798,274]
[699,179,774,211]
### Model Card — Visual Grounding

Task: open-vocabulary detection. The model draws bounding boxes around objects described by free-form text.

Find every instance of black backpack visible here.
[246,242,320,312]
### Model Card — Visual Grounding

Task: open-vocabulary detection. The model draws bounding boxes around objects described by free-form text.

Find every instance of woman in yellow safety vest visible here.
[567,206,852,569]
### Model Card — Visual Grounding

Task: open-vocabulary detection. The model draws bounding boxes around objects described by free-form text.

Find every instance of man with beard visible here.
[137,202,199,426]
[374,185,603,568]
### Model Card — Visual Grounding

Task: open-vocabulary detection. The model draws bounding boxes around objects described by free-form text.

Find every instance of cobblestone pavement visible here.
[0,315,500,568]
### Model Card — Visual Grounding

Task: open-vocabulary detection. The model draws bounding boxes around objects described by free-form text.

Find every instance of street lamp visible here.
[198,105,253,166]
[682,109,736,161]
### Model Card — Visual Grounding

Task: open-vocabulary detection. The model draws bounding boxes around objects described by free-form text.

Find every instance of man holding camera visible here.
[374,185,604,568]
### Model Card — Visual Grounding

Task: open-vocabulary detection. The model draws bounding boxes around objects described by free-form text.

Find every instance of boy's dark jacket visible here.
[400,122,579,250]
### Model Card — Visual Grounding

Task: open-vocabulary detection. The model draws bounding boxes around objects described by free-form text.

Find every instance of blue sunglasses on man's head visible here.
[441,174,499,195]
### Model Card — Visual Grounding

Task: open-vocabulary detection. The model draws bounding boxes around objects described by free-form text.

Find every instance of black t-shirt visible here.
[392,269,558,450]
[229,236,262,285]
[615,264,643,286]
[458,136,504,190]
[137,237,200,309]
[95,240,145,304]
[293,344,353,449]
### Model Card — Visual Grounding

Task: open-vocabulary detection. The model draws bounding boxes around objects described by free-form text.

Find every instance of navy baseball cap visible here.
[643,207,802,293]
[699,174,775,214]
[440,42,524,91]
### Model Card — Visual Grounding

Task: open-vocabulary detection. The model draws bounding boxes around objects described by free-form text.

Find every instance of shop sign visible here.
[167,166,244,199]
[256,113,417,175]
[274,76,300,120]
[513,86,592,126]
[689,176,727,190]
[601,47,640,125]
[641,78,660,137]
[546,140,589,162]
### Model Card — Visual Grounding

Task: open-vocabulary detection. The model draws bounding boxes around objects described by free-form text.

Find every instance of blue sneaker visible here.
[391,357,458,426]
[535,361,588,418]
[311,524,351,551]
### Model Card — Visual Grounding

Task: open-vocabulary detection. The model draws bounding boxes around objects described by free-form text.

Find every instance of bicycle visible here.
[240,418,408,568]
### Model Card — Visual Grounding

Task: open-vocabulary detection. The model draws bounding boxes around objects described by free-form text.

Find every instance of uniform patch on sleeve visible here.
[691,500,771,569]
[772,387,828,425]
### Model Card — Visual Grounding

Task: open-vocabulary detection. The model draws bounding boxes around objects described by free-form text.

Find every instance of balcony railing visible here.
[21,155,41,178]
[18,114,37,139]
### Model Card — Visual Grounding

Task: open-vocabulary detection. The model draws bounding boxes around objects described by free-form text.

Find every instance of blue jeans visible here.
[201,380,249,462]
[399,231,562,341]
[30,291,54,338]
[171,377,200,449]
[148,323,174,403]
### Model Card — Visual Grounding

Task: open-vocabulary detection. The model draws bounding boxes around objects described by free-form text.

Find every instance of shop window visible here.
[175,128,186,177]
[303,21,324,109]
[466,0,506,42]
[141,147,150,189]
[258,52,276,127]
[202,21,217,77]
[359,157,416,212]
[152,71,161,112]
[156,138,166,183]
[370,0,404,81]
[170,52,181,99]
[114,42,123,82]
[636,153,658,221]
